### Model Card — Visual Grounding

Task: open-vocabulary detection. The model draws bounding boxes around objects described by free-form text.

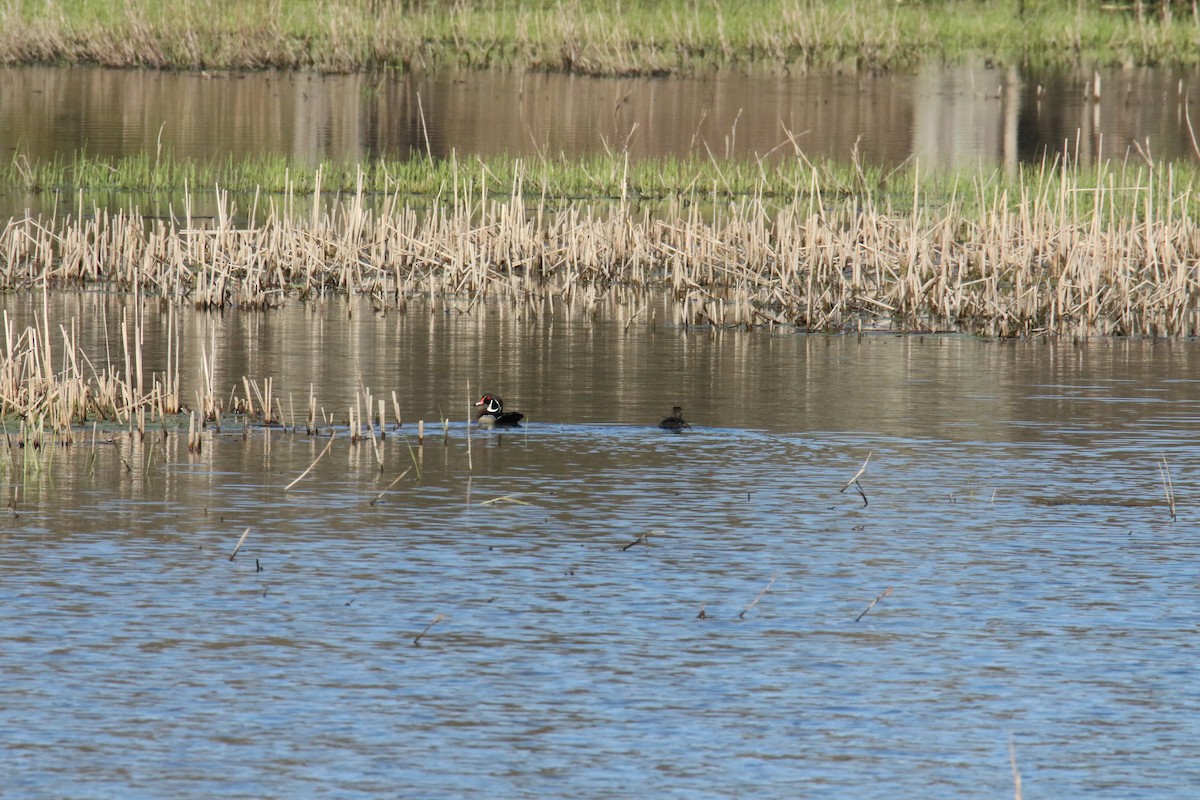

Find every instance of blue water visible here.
[1,306,1199,798]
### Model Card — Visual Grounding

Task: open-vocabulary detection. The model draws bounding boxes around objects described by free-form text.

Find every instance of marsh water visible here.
[4,62,1200,176]
[2,292,1200,798]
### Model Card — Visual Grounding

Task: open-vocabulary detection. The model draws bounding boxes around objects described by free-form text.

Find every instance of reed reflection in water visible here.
[2,295,1199,798]
[4,62,1199,173]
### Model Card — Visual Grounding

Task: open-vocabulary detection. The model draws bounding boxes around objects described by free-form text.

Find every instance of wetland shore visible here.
[1,0,1199,75]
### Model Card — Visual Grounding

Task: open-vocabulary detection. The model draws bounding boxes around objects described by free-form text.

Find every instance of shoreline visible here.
[2,0,1198,76]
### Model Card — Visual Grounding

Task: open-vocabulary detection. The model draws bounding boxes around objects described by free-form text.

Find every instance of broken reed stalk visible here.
[229,527,251,561]
[1157,454,1177,521]
[369,467,411,506]
[284,431,337,491]
[855,586,894,622]
[621,531,654,551]
[840,451,871,506]
[480,494,530,506]
[840,452,872,491]
[413,613,444,646]
[738,574,777,619]
[1009,738,1023,800]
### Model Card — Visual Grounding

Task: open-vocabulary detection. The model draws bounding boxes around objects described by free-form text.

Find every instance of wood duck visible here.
[474,394,524,428]
[659,406,690,431]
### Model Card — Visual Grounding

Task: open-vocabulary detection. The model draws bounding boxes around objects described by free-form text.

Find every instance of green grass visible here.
[0,1,1198,75]
[7,148,1200,224]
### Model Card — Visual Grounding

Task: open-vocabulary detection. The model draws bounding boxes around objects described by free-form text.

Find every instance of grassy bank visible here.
[8,149,1200,214]
[2,156,1198,337]
[1,0,1198,75]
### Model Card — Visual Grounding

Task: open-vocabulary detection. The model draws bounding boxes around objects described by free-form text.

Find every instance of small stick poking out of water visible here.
[738,574,777,619]
[840,451,872,507]
[284,432,336,491]
[855,586,894,622]
[413,613,445,646]
[1009,737,1023,800]
[229,527,251,561]
[621,532,653,551]
[1158,454,1177,522]
[369,467,412,506]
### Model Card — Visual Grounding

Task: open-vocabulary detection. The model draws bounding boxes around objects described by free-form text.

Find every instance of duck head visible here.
[475,394,504,418]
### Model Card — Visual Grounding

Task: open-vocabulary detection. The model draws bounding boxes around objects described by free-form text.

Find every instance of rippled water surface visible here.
[2,296,1200,798]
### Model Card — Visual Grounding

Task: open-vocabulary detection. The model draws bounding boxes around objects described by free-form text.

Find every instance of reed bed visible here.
[0,303,412,447]
[3,158,1200,337]
[1,0,1198,75]
[3,149,914,199]
[0,305,185,444]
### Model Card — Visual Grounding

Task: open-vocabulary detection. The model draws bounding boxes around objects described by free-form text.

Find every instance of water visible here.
[2,295,1199,797]
[3,63,1199,175]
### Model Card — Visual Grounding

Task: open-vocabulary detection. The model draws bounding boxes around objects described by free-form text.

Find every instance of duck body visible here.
[475,394,524,428]
[659,406,690,431]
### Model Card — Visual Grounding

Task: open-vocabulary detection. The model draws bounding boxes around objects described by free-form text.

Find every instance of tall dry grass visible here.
[2,160,1200,336]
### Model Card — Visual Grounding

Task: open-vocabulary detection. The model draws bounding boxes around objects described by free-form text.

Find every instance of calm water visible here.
[3,63,1200,174]
[2,294,1199,798]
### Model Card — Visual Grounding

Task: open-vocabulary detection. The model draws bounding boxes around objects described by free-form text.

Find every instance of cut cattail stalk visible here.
[855,586,894,622]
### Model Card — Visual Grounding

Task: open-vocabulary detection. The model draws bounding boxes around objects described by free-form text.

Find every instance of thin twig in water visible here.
[369,467,412,506]
[840,452,872,492]
[285,432,336,491]
[229,527,251,561]
[413,613,444,646]
[480,494,530,506]
[621,531,656,551]
[839,452,871,507]
[855,586,893,622]
[738,574,777,619]
[1158,454,1177,521]
[1009,738,1023,800]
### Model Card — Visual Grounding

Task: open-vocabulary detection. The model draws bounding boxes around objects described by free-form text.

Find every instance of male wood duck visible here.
[659,406,690,431]
[474,394,524,428]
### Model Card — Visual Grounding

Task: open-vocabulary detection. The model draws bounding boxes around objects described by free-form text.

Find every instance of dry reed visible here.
[229,527,251,561]
[738,574,777,619]
[1010,738,1023,800]
[1158,454,1177,521]
[4,159,1199,336]
[855,586,894,622]
[284,432,336,490]
[413,613,444,646]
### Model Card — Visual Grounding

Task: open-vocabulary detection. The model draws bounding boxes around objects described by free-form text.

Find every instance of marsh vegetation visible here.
[2,0,1199,75]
